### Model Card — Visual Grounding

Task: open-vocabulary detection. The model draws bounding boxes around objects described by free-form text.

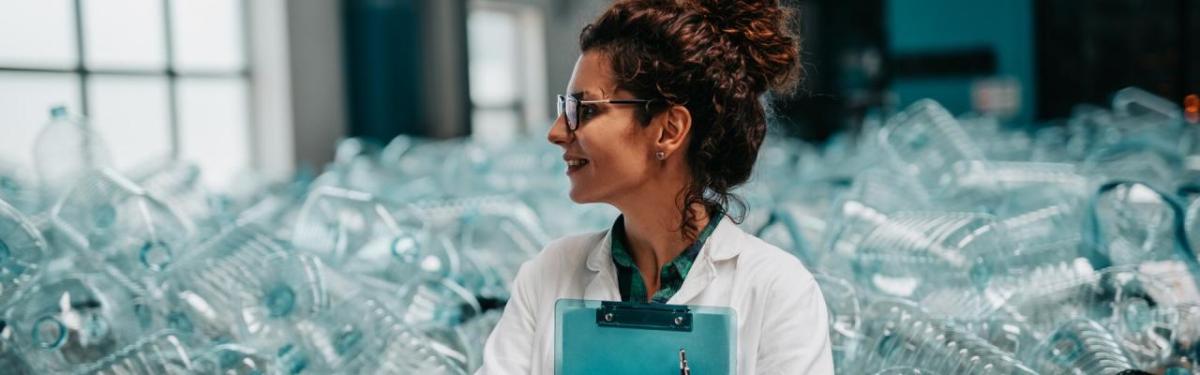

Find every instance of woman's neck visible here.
[617,192,711,278]
[609,150,713,298]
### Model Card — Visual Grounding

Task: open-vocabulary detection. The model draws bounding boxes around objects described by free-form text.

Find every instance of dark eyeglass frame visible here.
[556,94,659,133]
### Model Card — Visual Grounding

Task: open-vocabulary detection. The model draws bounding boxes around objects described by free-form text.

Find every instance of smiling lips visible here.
[564,156,590,173]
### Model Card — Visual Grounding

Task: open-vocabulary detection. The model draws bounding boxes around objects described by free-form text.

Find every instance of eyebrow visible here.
[569,87,611,100]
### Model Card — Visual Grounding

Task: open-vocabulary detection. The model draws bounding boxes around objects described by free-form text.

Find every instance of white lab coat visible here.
[477,216,835,374]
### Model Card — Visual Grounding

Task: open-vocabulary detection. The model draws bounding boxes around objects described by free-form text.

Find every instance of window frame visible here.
[0,0,255,167]
[467,0,548,137]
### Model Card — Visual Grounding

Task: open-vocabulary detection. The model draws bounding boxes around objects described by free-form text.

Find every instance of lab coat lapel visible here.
[582,227,620,301]
[668,217,743,304]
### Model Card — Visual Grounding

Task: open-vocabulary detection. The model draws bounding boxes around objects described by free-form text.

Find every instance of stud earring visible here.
[655,151,666,160]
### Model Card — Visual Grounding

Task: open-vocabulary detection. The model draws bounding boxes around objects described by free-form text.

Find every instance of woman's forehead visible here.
[566,53,618,99]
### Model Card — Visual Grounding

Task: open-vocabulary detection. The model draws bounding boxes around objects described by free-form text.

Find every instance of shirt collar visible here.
[610,213,722,262]
[587,213,743,272]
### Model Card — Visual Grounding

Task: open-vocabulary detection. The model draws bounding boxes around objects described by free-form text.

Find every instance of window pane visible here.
[81,0,166,70]
[86,76,172,172]
[0,73,81,168]
[177,77,250,188]
[0,0,77,68]
[171,0,245,72]
[468,9,520,106]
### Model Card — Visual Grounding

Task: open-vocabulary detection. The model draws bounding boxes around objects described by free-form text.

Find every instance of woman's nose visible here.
[547,113,572,147]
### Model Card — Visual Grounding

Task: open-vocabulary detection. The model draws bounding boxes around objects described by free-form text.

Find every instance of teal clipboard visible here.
[555,299,736,374]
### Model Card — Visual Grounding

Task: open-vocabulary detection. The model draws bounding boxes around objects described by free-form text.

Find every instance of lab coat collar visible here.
[583,216,745,302]
[582,228,619,300]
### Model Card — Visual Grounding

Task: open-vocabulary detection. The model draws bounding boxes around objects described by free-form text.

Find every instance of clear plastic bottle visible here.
[934,160,1091,215]
[0,161,42,215]
[1086,181,1196,288]
[455,309,503,372]
[133,161,229,239]
[288,298,466,374]
[32,106,112,203]
[990,268,1177,369]
[50,169,193,275]
[291,187,440,274]
[70,330,194,374]
[1025,318,1140,375]
[878,99,985,187]
[159,226,325,346]
[856,299,1037,374]
[852,212,1006,298]
[7,272,150,372]
[814,273,862,373]
[189,343,278,375]
[821,168,930,277]
[0,197,47,303]
[872,367,940,375]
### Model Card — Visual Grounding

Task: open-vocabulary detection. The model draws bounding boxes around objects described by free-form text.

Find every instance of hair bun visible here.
[687,0,801,93]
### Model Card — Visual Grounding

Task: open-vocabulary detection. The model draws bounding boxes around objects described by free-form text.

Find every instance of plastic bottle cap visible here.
[49,106,67,119]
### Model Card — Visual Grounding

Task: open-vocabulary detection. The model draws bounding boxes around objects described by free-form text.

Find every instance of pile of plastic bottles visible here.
[0,106,593,374]
[0,86,1198,374]
[747,87,1200,374]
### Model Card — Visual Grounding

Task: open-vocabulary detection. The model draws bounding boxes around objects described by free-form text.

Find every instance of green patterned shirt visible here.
[610,214,722,303]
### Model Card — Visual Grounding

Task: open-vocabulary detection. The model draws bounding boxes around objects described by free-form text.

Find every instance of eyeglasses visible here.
[556,95,658,133]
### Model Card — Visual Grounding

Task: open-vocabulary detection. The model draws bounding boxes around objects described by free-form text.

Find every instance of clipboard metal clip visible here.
[595,301,693,332]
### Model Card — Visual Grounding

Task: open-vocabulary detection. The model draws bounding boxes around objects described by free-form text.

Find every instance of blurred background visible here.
[2,1,1200,374]
[1,0,1195,189]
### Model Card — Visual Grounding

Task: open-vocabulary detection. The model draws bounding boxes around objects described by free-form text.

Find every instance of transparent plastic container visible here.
[50,169,193,274]
[989,268,1177,369]
[856,299,1037,374]
[934,160,1091,215]
[7,272,150,372]
[133,161,230,238]
[292,186,427,266]
[160,226,325,345]
[878,99,985,186]
[1086,182,1197,290]
[33,106,112,203]
[0,196,47,302]
[70,330,194,375]
[814,273,863,373]
[289,298,466,374]
[852,212,1006,298]
[1025,318,1139,375]
[1083,139,1183,192]
[0,161,42,215]
[189,343,278,375]
[821,168,931,276]
[872,367,940,375]
[455,309,503,372]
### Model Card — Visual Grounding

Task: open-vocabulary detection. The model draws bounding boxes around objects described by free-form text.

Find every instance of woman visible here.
[480,0,833,373]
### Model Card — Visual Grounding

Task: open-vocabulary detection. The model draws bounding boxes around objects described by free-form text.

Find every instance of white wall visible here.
[287,0,348,170]
[248,0,295,180]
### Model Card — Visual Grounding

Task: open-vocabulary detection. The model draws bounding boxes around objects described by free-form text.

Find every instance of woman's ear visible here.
[655,105,692,159]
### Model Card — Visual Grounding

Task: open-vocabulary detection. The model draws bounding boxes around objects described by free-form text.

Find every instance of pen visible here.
[679,348,691,375]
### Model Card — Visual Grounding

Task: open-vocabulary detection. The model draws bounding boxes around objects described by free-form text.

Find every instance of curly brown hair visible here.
[580,0,802,241]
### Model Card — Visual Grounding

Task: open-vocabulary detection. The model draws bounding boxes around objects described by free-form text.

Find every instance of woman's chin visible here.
[567,186,596,204]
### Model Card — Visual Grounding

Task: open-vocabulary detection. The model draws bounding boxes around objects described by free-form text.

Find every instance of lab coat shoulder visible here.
[477,229,607,375]
[734,232,817,288]
[732,231,835,374]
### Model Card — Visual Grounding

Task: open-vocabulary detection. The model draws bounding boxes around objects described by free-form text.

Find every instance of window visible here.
[0,0,252,188]
[467,2,547,144]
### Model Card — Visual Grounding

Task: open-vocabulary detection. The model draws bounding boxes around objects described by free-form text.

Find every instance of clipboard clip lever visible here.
[595,301,693,332]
